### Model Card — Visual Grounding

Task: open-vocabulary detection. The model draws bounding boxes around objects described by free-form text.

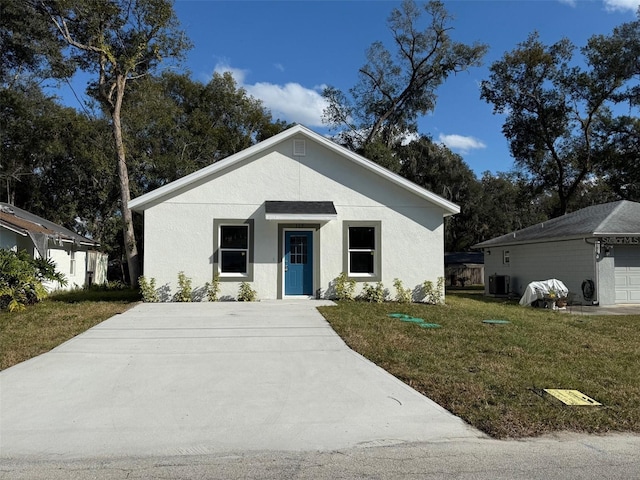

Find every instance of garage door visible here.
[614,246,640,304]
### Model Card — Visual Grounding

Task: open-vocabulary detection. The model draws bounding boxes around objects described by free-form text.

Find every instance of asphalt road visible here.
[2,433,639,479]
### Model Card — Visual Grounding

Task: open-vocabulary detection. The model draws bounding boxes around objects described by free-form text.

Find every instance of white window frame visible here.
[503,250,510,265]
[343,221,381,281]
[213,219,254,281]
[70,250,76,275]
[218,224,250,277]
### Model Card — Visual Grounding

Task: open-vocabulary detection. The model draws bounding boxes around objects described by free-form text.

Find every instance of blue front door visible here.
[285,231,313,295]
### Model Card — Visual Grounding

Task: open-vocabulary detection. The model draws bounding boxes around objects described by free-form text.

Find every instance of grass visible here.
[2,287,638,438]
[0,289,140,370]
[318,291,640,438]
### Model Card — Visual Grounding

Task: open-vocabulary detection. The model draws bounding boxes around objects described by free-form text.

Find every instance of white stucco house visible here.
[474,200,640,306]
[0,203,107,289]
[129,125,460,300]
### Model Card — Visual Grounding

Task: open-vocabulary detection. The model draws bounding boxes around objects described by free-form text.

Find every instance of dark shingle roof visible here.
[265,201,337,215]
[474,200,640,248]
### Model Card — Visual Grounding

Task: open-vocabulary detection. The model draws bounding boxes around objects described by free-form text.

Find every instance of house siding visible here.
[142,135,445,300]
[484,239,596,302]
[47,247,88,289]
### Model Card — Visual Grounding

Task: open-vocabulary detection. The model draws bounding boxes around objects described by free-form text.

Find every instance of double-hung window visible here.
[215,219,254,280]
[220,225,249,274]
[344,221,381,280]
[70,250,76,275]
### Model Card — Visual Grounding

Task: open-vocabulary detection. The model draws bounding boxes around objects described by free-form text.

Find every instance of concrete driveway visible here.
[0,301,481,459]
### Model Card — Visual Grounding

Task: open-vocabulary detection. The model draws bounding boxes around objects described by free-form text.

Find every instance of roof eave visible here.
[129,125,461,216]
[474,234,599,249]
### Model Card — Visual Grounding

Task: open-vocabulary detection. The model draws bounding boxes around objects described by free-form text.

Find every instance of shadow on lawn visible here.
[447,288,519,305]
[50,288,141,303]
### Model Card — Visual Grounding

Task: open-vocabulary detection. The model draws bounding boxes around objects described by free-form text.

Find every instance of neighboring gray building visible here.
[473,200,640,306]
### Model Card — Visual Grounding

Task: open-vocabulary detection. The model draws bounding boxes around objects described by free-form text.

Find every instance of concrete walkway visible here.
[0,301,481,460]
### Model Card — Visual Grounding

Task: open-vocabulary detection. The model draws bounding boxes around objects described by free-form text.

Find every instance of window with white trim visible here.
[343,221,381,280]
[219,224,249,275]
[503,250,510,265]
[70,250,76,275]
[349,227,375,274]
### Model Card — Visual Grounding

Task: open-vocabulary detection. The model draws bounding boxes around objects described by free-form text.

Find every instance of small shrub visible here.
[238,281,257,302]
[0,249,66,311]
[423,277,445,305]
[138,276,159,303]
[174,271,193,302]
[360,282,386,303]
[334,272,356,301]
[205,273,221,302]
[393,278,412,304]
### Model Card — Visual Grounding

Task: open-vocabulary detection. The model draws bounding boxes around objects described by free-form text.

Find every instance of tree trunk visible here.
[111,75,140,286]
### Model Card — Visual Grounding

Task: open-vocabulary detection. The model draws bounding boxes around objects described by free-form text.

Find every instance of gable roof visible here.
[0,203,99,247]
[128,124,460,216]
[474,200,640,248]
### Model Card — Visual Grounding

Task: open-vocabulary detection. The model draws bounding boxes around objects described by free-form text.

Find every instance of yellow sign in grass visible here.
[544,389,602,406]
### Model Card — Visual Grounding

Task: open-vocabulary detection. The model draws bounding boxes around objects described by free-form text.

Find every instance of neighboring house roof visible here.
[445,252,484,265]
[128,124,460,216]
[0,203,99,256]
[474,200,640,248]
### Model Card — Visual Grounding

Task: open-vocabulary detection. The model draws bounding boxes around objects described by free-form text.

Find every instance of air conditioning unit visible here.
[489,275,510,295]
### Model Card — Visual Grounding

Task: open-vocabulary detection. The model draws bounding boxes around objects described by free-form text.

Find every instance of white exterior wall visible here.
[142,135,446,300]
[47,246,88,290]
[483,239,597,302]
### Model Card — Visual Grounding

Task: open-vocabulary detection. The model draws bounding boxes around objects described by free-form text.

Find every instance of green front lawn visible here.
[0,290,139,370]
[318,292,640,438]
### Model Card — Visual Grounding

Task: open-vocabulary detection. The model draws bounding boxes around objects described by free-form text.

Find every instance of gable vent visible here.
[293,139,306,156]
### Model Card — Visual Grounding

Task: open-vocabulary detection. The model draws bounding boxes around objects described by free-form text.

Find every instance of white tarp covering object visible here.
[519,279,569,306]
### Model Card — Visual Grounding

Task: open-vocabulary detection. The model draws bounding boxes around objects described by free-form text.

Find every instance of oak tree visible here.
[39,0,191,285]
[323,0,487,150]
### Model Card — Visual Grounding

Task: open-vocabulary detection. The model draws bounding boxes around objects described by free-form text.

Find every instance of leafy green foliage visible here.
[205,273,220,302]
[0,0,71,85]
[122,72,288,194]
[323,0,487,149]
[481,20,640,215]
[423,277,445,305]
[174,271,192,302]
[138,275,158,303]
[39,0,194,286]
[333,272,356,301]
[237,282,257,302]
[360,282,386,303]
[0,249,66,311]
[393,278,412,304]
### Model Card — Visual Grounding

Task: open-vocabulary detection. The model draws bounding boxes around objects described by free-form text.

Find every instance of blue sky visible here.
[56,0,640,176]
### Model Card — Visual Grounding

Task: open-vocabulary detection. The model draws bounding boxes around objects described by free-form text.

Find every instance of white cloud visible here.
[558,0,577,7]
[603,0,640,11]
[438,134,487,153]
[213,62,327,127]
[246,82,328,127]
[213,62,248,85]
